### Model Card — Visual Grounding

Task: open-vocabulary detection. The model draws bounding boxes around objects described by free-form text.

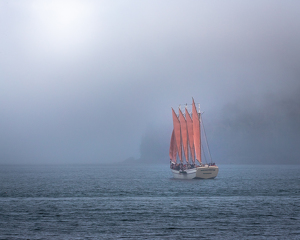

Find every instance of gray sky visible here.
[1,0,299,164]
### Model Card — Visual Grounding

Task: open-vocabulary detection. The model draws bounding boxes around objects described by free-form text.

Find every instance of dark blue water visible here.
[0,164,299,239]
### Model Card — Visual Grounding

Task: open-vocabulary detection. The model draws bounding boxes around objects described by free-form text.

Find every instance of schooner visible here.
[169,98,219,179]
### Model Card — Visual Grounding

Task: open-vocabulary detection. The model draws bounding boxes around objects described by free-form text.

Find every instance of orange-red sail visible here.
[192,99,201,164]
[185,108,195,163]
[169,130,178,163]
[172,108,182,162]
[179,108,189,163]
[169,130,174,160]
[172,132,178,162]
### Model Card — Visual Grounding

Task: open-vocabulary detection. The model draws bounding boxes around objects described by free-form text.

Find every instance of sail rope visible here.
[200,114,213,163]
[201,144,208,164]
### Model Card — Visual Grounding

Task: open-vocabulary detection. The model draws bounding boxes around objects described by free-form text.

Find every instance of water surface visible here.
[0,164,299,239]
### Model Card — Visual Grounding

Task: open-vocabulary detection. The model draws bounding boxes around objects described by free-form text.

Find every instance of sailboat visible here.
[169,98,219,179]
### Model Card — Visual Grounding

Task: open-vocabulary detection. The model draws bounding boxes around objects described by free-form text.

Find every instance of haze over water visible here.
[1,1,300,165]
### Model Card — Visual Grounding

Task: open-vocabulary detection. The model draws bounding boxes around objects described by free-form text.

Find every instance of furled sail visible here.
[169,130,178,163]
[172,108,182,162]
[179,108,189,163]
[192,99,201,164]
[185,108,195,163]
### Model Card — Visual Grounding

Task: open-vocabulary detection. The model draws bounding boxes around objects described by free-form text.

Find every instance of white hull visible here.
[171,168,197,179]
[196,165,219,179]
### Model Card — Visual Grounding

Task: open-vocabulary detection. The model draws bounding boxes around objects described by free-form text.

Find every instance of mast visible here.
[192,98,201,164]
[172,108,183,163]
[179,108,189,163]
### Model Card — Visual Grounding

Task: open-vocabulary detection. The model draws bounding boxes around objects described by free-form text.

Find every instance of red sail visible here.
[169,130,174,160]
[192,99,201,164]
[172,108,182,162]
[185,108,195,163]
[172,132,178,162]
[169,130,177,163]
[179,108,189,163]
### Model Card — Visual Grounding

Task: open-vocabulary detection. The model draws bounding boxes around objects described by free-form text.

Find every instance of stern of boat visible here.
[195,165,218,179]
